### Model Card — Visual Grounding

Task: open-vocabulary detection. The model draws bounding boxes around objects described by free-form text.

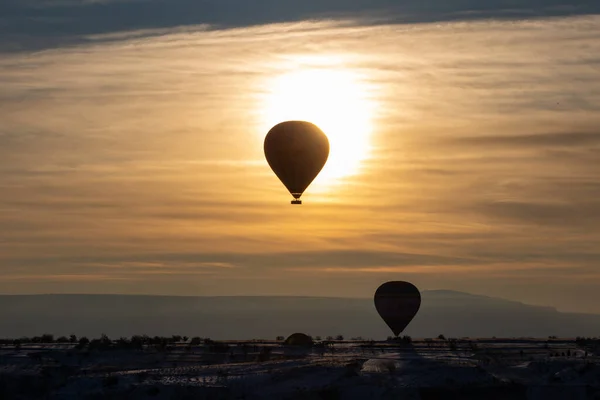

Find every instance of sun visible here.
[260,65,376,192]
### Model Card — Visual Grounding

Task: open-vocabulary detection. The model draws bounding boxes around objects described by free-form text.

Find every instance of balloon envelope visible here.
[374,281,421,336]
[264,121,329,204]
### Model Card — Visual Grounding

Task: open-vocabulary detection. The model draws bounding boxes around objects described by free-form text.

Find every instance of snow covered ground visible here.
[1,338,599,399]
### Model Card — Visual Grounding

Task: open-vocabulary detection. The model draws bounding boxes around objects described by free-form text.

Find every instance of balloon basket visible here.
[291,199,302,205]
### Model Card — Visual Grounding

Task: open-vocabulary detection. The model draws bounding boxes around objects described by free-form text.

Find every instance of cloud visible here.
[2,0,600,52]
[471,200,600,228]
[450,131,600,148]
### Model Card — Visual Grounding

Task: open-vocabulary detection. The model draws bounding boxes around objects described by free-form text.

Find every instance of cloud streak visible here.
[2,0,600,52]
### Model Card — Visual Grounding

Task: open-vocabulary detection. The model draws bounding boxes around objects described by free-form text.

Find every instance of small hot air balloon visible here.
[264,121,329,205]
[374,281,421,337]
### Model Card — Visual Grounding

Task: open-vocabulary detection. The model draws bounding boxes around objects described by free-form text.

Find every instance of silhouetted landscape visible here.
[2,327,600,398]
[2,291,600,339]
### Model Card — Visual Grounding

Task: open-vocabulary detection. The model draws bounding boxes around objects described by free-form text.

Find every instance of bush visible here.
[99,334,111,345]
[76,337,90,349]
[40,334,54,343]
[190,337,202,345]
[130,335,144,349]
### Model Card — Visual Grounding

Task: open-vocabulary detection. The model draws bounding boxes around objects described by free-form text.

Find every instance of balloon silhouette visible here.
[264,121,329,204]
[374,281,421,336]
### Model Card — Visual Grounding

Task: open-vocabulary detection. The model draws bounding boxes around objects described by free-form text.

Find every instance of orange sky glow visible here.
[1,15,599,313]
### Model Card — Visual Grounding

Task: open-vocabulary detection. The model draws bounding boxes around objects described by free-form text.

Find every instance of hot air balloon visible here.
[374,281,421,337]
[264,121,329,205]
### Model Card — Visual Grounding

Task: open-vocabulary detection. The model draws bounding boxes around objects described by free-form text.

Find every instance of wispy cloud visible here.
[3,0,599,52]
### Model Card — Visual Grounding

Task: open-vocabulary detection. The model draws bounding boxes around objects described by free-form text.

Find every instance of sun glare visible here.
[260,65,376,192]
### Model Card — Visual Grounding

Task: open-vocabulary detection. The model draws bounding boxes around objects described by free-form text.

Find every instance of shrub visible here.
[190,337,202,345]
[40,334,54,343]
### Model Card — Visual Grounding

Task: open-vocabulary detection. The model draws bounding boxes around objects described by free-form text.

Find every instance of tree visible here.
[171,335,182,343]
[100,334,111,346]
[40,334,54,343]
[190,337,202,346]
[335,335,344,341]
[438,334,446,340]
[77,336,90,349]
[69,334,77,343]
[130,335,144,350]
[116,337,130,349]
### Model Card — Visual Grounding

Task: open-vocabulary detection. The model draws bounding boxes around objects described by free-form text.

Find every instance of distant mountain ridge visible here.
[0,291,594,339]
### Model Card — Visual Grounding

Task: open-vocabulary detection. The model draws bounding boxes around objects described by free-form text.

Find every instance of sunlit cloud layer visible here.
[1,14,599,312]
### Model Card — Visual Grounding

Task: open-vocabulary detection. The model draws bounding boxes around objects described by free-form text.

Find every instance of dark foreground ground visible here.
[1,338,600,399]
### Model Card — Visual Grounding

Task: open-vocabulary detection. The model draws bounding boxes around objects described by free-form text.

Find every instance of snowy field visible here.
[1,338,599,399]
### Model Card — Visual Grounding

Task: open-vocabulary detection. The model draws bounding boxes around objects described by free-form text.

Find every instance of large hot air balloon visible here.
[374,281,421,337]
[264,121,329,205]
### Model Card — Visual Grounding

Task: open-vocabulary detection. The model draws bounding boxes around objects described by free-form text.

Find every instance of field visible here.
[1,337,599,399]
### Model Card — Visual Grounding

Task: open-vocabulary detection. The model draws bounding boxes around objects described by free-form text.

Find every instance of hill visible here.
[1,291,598,339]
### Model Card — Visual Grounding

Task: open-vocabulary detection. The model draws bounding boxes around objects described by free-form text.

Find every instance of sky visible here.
[1,0,599,313]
